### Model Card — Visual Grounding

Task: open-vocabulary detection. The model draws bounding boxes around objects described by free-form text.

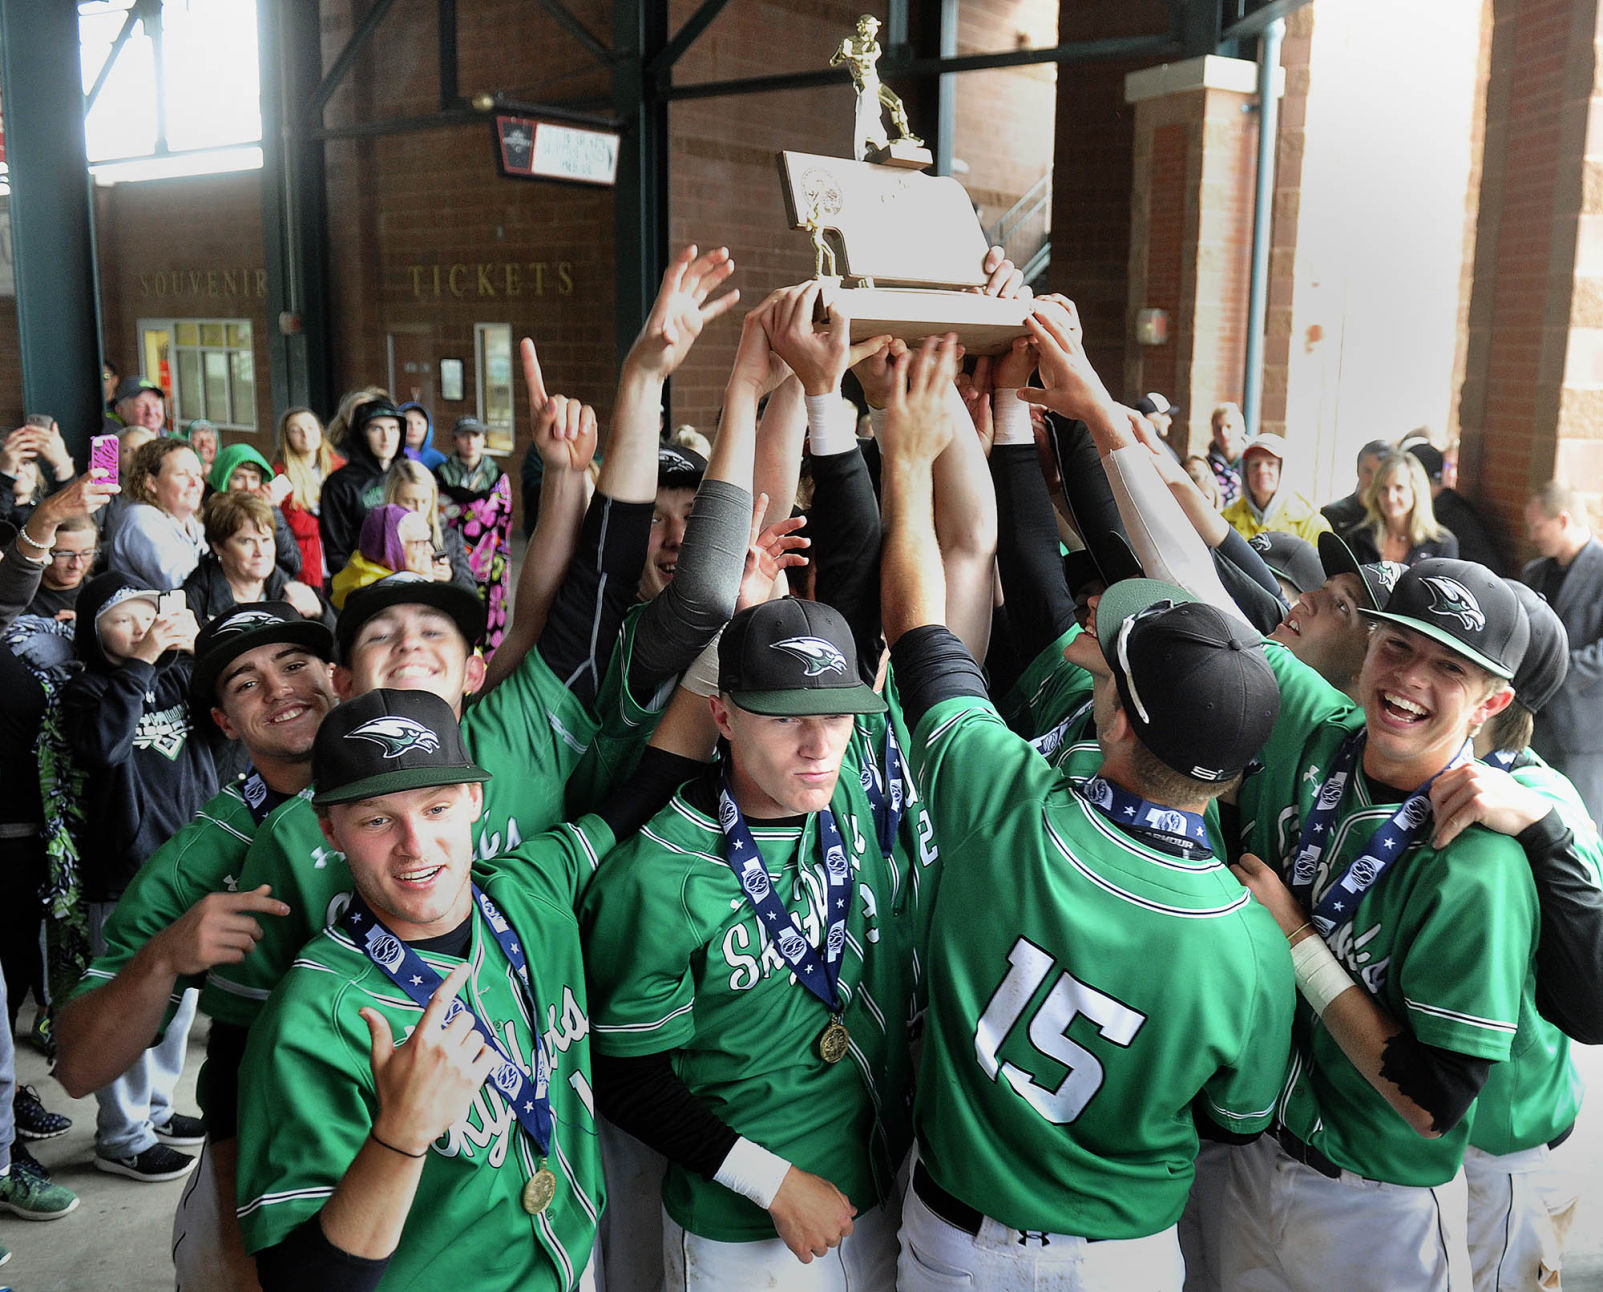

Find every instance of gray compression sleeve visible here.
[628,478,752,700]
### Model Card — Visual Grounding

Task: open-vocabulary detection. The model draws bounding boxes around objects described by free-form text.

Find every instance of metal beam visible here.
[666,33,1180,102]
[538,0,613,68]
[1178,0,1222,57]
[84,5,140,114]
[650,0,731,79]
[312,0,400,115]
[613,0,669,371]
[306,100,618,144]
[439,0,459,109]
[1222,0,1313,43]
[0,0,104,450]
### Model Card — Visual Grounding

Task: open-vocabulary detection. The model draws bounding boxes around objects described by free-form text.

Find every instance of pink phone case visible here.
[89,433,119,485]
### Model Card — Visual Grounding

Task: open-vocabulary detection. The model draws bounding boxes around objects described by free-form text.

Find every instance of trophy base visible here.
[864,140,932,170]
[819,286,1031,356]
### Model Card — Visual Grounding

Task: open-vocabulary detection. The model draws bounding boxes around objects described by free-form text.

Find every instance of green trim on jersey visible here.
[1241,642,1537,1185]
[202,647,597,1028]
[579,712,922,1244]
[994,623,1091,745]
[565,601,669,818]
[1469,752,1598,1156]
[67,776,291,1027]
[236,819,611,1291]
[909,695,1293,1240]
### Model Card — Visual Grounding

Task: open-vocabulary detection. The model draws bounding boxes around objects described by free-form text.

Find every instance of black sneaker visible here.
[93,1144,196,1183]
[152,1112,205,1148]
[13,1086,71,1141]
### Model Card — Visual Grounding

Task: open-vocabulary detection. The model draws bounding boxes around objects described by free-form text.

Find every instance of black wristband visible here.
[368,1128,426,1159]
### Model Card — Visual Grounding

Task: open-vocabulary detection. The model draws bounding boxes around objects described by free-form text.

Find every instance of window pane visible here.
[227,322,250,348]
[176,322,199,347]
[478,324,515,455]
[230,350,255,427]
[203,351,229,422]
[200,323,226,348]
[177,350,202,422]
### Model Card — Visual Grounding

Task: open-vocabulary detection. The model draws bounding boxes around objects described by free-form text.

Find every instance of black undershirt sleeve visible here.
[536,494,654,712]
[597,747,704,841]
[808,447,884,682]
[592,1050,739,1179]
[1376,1033,1492,1134]
[256,1215,389,1292]
[1516,807,1603,1043]
[199,1021,249,1143]
[990,444,1078,667]
[889,624,989,734]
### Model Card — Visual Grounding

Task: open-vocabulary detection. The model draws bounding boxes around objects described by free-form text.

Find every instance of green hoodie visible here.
[208,441,274,494]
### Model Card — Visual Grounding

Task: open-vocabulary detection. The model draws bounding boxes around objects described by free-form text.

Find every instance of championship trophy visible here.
[777,14,1033,354]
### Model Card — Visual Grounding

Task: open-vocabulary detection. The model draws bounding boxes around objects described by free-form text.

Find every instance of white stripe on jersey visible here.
[1044,816,1250,918]
[548,709,588,756]
[196,809,252,844]
[564,821,600,873]
[235,1185,335,1219]
[593,1000,696,1035]
[205,970,272,1001]
[924,701,998,747]
[1205,1091,1277,1125]
[1402,995,1518,1035]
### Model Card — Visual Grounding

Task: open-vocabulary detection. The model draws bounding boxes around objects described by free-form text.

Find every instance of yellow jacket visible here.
[1221,491,1332,545]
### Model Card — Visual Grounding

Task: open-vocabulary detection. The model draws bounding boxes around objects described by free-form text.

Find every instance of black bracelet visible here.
[368,1128,427,1160]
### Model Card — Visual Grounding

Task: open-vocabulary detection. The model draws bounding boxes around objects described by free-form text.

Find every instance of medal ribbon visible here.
[239,767,292,826]
[1486,749,1517,772]
[1077,774,1212,854]
[1029,697,1096,762]
[857,724,905,857]
[717,769,852,1015]
[1289,730,1471,936]
[344,886,552,1155]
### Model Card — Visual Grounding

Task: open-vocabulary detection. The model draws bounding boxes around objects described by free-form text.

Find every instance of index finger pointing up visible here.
[520,338,548,412]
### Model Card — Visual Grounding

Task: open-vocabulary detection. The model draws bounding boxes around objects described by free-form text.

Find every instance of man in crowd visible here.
[1522,480,1603,823]
[104,377,167,436]
[1206,401,1247,507]
[1220,433,1331,544]
[23,515,96,620]
[1320,437,1391,534]
[1404,438,1502,571]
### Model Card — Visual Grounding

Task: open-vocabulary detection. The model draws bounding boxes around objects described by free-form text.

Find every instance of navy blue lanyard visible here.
[1030,697,1096,762]
[1078,773,1212,854]
[857,724,904,857]
[239,768,291,826]
[1290,731,1471,936]
[717,770,852,1015]
[344,885,551,1154]
[1486,749,1517,772]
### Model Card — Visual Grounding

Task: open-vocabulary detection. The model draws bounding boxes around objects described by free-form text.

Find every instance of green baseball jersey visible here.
[67,776,289,1025]
[1468,752,1598,1156]
[994,624,1095,758]
[203,647,597,1027]
[908,694,1293,1240]
[235,818,612,1291]
[565,601,668,818]
[578,711,922,1244]
[1239,642,1538,1185]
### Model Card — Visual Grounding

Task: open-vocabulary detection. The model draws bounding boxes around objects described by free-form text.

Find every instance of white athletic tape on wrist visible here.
[991,389,1033,446]
[805,390,855,456]
[714,1136,792,1211]
[1291,933,1356,1017]
[681,629,724,698]
[868,406,888,436]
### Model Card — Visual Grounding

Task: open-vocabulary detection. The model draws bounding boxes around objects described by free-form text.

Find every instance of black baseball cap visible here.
[351,397,403,435]
[1095,578,1280,783]
[192,601,335,713]
[1136,393,1175,418]
[1248,531,1324,595]
[658,444,706,491]
[451,416,487,437]
[112,375,165,403]
[336,572,487,664]
[1400,439,1445,482]
[1316,531,1405,611]
[718,599,885,716]
[1505,582,1568,714]
[1359,558,1529,681]
[312,689,491,807]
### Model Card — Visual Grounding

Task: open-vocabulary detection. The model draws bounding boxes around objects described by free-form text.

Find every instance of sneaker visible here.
[93,1144,196,1183]
[13,1085,71,1141]
[0,1239,10,1266]
[26,1008,54,1061]
[0,1160,79,1220]
[152,1112,206,1148]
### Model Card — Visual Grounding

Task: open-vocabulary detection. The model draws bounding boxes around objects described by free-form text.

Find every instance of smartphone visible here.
[158,589,186,616]
[89,433,120,486]
[24,413,52,430]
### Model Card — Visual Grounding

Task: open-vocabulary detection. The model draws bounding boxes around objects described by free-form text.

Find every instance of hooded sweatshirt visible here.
[207,442,302,581]
[399,402,447,471]
[319,423,395,578]
[61,571,218,901]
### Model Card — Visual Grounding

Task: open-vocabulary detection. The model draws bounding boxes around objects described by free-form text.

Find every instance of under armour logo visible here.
[1017,1230,1052,1248]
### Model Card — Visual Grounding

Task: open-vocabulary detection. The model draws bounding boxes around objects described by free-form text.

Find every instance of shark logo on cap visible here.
[1365,562,1403,594]
[346,716,442,759]
[212,609,283,636]
[1249,534,1271,553]
[1420,576,1485,632]
[659,448,697,472]
[770,636,848,678]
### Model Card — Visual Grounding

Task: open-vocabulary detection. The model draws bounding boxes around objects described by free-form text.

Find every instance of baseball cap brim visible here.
[727,682,887,717]
[192,618,335,709]
[1357,607,1515,680]
[1094,578,1199,659]
[337,576,487,663]
[1317,531,1388,610]
[312,761,493,808]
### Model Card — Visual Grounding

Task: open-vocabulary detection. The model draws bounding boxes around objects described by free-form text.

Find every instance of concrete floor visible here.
[6,1004,1603,1290]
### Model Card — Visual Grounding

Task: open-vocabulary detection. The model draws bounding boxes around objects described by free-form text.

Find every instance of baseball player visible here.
[53,601,338,1285]
[877,334,1293,1290]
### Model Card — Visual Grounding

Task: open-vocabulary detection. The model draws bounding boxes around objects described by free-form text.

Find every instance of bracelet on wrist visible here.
[1286,920,1313,944]
[16,527,51,552]
[368,1128,427,1160]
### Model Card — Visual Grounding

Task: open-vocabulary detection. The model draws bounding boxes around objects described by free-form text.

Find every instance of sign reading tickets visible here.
[494,115,620,187]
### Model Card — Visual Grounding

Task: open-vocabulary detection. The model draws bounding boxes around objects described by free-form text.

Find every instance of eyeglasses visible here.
[49,548,98,566]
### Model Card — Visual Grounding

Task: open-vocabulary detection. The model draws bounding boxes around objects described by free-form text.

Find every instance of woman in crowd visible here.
[180,492,325,627]
[207,442,301,583]
[328,502,438,609]
[106,438,208,590]
[399,401,447,470]
[1340,447,1458,565]
[385,458,476,592]
[183,421,219,479]
[272,406,344,590]
[319,395,402,577]
[434,415,513,655]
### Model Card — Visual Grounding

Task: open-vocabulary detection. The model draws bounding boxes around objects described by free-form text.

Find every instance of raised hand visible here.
[1428,762,1551,850]
[1019,298,1114,425]
[976,245,1031,300]
[768,1165,856,1263]
[737,495,808,610]
[534,393,599,476]
[954,354,995,456]
[728,290,794,398]
[520,336,550,422]
[881,333,960,469]
[763,282,851,396]
[150,885,289,976]
[850,336,907,411]
[363,963,498,1157]
[628,244,740,379]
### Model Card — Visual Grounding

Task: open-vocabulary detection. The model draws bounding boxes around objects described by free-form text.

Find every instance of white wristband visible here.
[714,1136,792,1211]
[867,406,888,438]
[805,390,855,456]
[680,629,724,698]
[1291,933,1356,1018]
[991,388,1033,446]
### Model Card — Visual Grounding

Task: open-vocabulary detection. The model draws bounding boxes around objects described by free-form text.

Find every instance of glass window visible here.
[475,323,515,455]
[176,322,198,347]
[229,350,254,427]
[139,316,258,431]
[199,323,226,348]
[176,350,202,419]
[203,352,229,422]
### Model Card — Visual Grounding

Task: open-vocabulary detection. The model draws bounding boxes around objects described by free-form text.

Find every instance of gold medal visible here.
[522,1166,558,1215]
[818,1017,850,1064]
